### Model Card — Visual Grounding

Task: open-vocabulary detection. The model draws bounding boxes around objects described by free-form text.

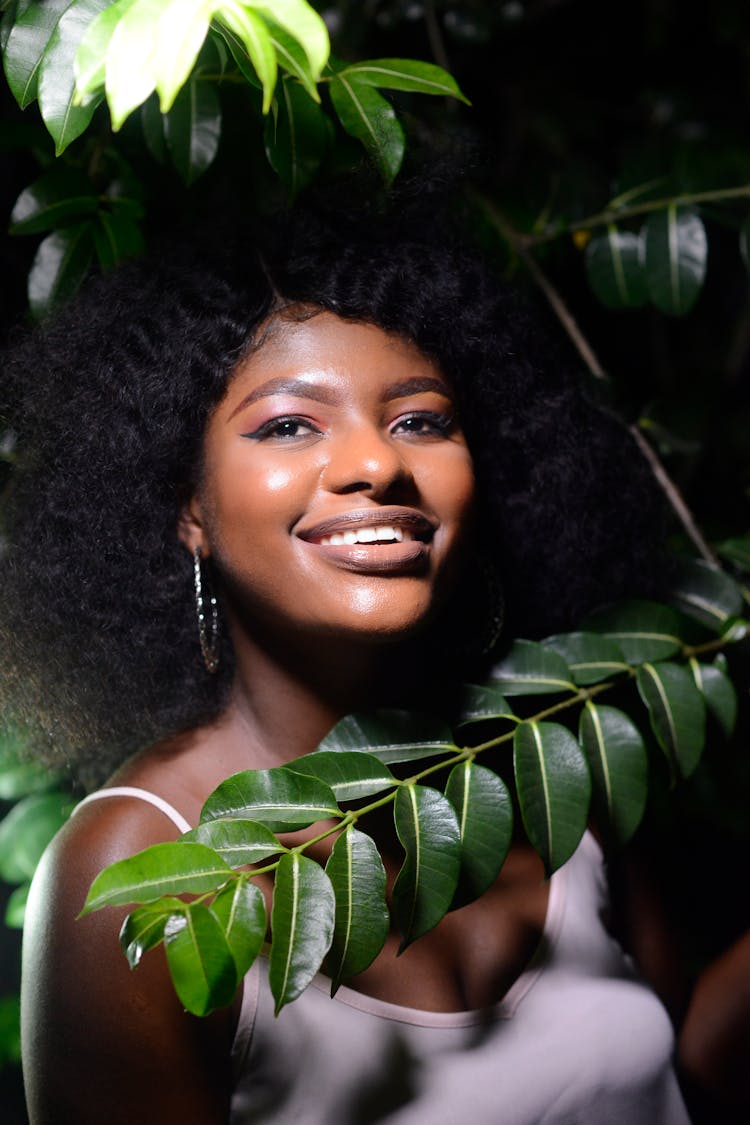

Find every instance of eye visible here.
[242,416,323,442]
[391,411,454,438]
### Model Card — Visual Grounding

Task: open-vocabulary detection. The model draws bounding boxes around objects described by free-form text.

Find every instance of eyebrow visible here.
[227,374,452,421]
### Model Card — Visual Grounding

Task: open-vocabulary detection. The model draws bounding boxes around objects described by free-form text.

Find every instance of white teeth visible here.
[319,525,409,546]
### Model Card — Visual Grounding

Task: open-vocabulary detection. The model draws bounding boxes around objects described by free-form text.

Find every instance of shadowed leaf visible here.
[269,853,335,1013]
[325,826,388,992]
[392,784,461,950]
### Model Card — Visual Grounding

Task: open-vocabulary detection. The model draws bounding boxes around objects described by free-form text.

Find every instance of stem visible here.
[424,1,451,73]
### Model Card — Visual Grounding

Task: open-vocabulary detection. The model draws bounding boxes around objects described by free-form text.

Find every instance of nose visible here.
[322,422,413,497]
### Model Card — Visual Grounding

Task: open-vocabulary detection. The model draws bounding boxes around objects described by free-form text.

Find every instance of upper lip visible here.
[296,507,436,543]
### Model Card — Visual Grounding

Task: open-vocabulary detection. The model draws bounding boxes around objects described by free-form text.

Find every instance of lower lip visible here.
[302,539,431,574]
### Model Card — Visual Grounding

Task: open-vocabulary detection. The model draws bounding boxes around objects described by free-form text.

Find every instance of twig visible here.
[424,0,451,73]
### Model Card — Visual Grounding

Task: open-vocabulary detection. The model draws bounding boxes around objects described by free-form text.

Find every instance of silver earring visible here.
[193,546,219,673]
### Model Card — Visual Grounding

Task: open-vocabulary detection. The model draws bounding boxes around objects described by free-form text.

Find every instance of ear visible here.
[177,492,211,558]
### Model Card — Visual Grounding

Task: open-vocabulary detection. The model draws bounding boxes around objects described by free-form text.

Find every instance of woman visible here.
[3,211,688,1122]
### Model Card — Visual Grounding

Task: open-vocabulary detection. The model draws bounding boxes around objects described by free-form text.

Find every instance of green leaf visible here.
[338,57,469,103]
[0,758,52,799]
[318,710,456,766]
[92,209,145,270]
[3,0,70,108]
[716,535,750,573]
[542,631,630,686]
[285,750,395,802]
[74,0,137,98]
[636,661,706,778]
[740,214,750,273]
[668,558,745,633]
[27,223,95,318]
[5,881,30,928]
[643,205,707,315]
[329,73,404,186]
[578,703,648,844]
[584,600,684,664]
[119,897,184,968]
[182,818,284,866]
[453,683,515,734]
[325,826,388,993]
[152,0,211,112]
[264,75,330,198]
[104,0,175,130]
[689,658,738,739]
[164,903,238,1015]
[489,639,575,696]
[10,166,98,234]
[513,721,591,876]
[445,761,512,903]
[0,792,72,883]
[265,18,318,100]
[164,76,221,184]
[211,20,260,88]
[215,2,275,113]
[81,841,234,913]
[248,0,328,80]
[38,0,108,153]
[392,784,461,950]
[200,767,340,832]
[210,878,267,978]
[141,92,167,162]
[269,852,335,1013]
[584,224,648,308]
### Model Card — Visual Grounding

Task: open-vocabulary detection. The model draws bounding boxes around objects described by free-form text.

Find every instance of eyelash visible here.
[242,411,454,442]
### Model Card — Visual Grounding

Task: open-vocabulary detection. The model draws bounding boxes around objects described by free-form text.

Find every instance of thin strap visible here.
[74,786,192,834]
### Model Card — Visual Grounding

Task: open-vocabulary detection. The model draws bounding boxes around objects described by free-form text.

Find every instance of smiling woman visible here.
[0,209,686,1123]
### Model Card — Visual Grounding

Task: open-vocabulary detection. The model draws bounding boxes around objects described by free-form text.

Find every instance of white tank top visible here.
[79,788,690,1124]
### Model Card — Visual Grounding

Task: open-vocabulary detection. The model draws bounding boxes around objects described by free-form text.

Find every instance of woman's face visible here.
[181,311,475,646]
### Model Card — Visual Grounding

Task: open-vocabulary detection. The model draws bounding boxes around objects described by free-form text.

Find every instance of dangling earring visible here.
[193,546,219,673]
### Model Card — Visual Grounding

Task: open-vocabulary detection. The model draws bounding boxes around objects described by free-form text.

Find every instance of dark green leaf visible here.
[93,210,145,270]
[453,683,515,734]
[27,223,95,319]
[210,879,267,978]
[164,903,238,1015]
[318,710,456,766]
[643,205,707,315]
[325,826,389,992]
[513,721,591,876]
[5,881,30,928]
[668,558,745,633]
[584,224,648,308]
[578,703,647,844]
[584,600,684,664]
[285,750,395,802]
[636,661,706,778]
[542,631,630,685]
[182,818,284,867]
[81,841,234,913]
[265,18,318,100]
[338,58,468,103]
[201,767,340,833]
[211,22,261,88]
[690,658,738,739]
[119,897,184,968]
[445,761,512,902]
[740,214,750,273]
[141,93,167,163]
[329,74,404,185]
[392,784,461,949]
[163,73,221,184]
[74,0,137,97]
[3,0,70,108]
[489,639,575,696]
[269,852,335,1013]
[10,166,98,234]
[716,535,750,573]
[264,76,331,198]
[0,792,72,882]
[38,0,108,153]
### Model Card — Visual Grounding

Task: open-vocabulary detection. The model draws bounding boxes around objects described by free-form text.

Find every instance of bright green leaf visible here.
[200,767,340,832]
[392,784,461,950]
[74,0,137,97]
[264,75,330,198]
[329,73,404,186]
[489,639,575,695]
[636,661,706,778]
[119,897,184,968]
[542,631,630,686]
[10,165,98,234]
[265,18,318,100]
[164,903,238,1014]
[38,0,107,153]
[81,841,234,913]
[318,710,456,766]
[445,761,512,903]
[211,20,260,88]
[152,0,211,112]
[0,792,72,883]
[210,879,266,978]
[584,224,648,309]
[28,223,95,318]
[215,2,275,112]
[3,0,71,109]
[689,658,738,739]
[164,76,221,184]
[269,852,335,1013]
[182,818,284,866]
[578,703,647,844]
[5,881,30,929]
[584,600,684,664]
[643,205,707,316]
[285,750,395,802]
[513,721,591,876]
[668,558,745,633]
[338,57,468,103]
[325,826,388,993]
[104,0,175,130]
[248,0,328,80]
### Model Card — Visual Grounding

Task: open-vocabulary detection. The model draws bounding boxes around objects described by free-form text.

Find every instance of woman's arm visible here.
[22,799,237,1125]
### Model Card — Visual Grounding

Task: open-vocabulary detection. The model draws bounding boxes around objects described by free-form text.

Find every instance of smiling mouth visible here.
[319,525,410,547]
[297,511,434,574]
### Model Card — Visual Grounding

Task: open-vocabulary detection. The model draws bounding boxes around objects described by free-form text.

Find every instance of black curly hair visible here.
[0,208,665,789]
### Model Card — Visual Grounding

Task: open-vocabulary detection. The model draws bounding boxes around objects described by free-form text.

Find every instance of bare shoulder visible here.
[22,788,235,1125]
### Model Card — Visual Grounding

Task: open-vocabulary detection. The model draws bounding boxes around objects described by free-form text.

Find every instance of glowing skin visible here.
[180,312,475,652]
